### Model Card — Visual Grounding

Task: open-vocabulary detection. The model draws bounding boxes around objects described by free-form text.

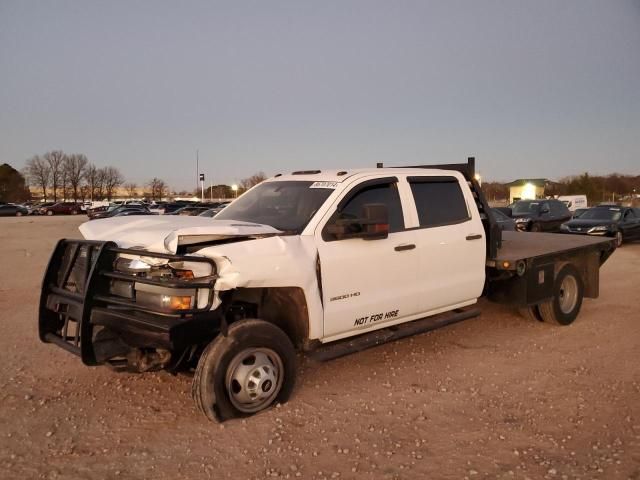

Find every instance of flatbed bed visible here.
[490,231,615,267]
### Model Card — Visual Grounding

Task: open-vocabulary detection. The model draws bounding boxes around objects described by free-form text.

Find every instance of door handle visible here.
[466,234,482,241]
[394,243,416,252]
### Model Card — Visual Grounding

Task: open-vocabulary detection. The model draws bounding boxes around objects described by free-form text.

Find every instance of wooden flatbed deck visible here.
[491,231,615,264]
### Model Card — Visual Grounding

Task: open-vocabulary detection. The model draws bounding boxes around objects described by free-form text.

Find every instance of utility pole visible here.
[196,149,199,194]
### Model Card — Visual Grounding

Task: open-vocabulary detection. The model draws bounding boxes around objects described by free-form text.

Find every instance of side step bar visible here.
[310,307,480,362]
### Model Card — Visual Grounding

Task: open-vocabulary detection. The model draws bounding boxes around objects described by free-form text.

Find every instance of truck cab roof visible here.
[267,168,465,184]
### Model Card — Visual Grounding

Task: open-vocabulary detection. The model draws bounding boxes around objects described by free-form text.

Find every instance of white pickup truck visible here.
[39,158,615,421]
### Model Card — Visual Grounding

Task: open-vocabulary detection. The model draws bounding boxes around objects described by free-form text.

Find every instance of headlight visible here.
[588,226,608,232]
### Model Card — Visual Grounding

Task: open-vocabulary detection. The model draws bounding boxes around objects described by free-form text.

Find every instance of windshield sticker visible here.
[310,181,338,189]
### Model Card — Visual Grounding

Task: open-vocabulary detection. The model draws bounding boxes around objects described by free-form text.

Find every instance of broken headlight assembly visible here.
[110,256,216,312]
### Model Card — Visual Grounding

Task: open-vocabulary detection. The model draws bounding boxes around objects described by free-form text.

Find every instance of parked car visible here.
[113,209,155,217]
[509,199,571,232]
[560,205,640,247]
[39,202,83,215]
[163,202,194,214]
[86,205,109,218]
[32,202,55,214]
[173,206,212,216]
[0,204,29,217]
[148,202,167,215]
[198,202,231,218]
[491,208,517,231]
[572,208,589,219]
[89,205,150,220]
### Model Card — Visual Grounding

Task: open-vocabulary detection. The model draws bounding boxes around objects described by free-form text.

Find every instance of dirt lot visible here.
[0,216,638,480]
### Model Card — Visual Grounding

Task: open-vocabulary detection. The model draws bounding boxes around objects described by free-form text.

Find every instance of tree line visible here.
[24,151,125,202]
[482,173,640,202]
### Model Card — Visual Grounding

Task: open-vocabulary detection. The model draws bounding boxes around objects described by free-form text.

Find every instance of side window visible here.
[550,201,567,216]
[409,177,470,227]
[624,209,636,220]
[323,182,404,241]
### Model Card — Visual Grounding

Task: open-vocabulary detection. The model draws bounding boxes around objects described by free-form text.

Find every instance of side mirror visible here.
[326,203,390,240]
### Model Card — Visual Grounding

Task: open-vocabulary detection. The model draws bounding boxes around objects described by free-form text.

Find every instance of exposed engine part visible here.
[126,348,172,373]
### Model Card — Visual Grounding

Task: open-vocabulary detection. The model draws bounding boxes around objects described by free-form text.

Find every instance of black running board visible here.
[310,308,480,362]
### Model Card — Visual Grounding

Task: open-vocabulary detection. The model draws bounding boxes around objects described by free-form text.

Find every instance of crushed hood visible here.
[79,216,282,253]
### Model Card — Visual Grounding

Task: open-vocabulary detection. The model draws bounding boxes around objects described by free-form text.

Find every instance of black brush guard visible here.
[39,239,220,365]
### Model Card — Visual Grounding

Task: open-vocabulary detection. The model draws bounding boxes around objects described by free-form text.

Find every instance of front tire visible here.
[15,211,23,217]
[529,223,541,232]
[46,210,53,216]
[538,264,584,326]
[192,319,296,422]
[615,231,623,247]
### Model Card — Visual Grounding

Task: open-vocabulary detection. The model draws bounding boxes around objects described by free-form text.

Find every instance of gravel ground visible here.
[0,216,639,480]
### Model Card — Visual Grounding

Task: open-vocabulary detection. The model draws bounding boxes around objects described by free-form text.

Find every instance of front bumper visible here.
[38,239,221,365]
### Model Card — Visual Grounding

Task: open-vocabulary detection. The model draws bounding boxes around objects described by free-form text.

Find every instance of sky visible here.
[1,0,639,190]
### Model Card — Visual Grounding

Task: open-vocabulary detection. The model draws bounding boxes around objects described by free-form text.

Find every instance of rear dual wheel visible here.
[519,264,584,326]
[192,319,296,422]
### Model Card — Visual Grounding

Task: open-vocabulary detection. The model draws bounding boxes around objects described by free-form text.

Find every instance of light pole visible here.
[231,184,238,198]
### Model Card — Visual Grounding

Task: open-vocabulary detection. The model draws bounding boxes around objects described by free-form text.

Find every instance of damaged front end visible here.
[38,239,222,372]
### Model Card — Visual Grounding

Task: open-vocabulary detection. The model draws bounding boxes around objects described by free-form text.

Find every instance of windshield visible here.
[510,201,540,215]
[215,181,334,232]
[579,208,621,221]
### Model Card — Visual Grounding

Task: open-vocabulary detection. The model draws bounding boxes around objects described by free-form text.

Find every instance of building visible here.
[505,178,551,203]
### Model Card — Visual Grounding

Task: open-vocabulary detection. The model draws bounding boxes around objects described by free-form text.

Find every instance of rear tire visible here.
[192,319,296,422]
[615,231,623,247]
[15,211,23,217]
[538,264,584,326]
[518,305,543,322]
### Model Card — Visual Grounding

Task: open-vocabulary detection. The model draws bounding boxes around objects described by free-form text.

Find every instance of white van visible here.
[558,195,588,212]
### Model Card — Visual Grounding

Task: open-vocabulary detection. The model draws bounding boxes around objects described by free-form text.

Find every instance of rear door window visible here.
[408,177,470,228]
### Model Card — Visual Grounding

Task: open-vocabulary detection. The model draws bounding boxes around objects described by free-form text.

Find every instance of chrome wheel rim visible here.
[558,275,578,314]
[226,348,283,413]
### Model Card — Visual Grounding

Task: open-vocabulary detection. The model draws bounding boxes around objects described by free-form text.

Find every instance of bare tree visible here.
[124,182,138,198]
[24,155,51,201]
[84,164,99,201]
[103,166,124,200]
[96,168,107,200]
[64,154,88,202]
[147,178,168,200]
[240,172,267,190]
[43,150,66,202]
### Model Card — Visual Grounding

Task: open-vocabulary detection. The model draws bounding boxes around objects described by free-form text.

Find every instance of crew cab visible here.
[38,159,615,421]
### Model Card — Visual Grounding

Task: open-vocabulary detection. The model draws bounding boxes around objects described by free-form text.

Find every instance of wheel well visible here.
[227,287,310,349]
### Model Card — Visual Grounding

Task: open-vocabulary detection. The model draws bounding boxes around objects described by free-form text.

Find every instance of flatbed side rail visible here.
[38,240,217,365]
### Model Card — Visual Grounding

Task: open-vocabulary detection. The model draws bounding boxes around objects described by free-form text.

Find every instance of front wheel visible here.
[615,231,623,247]
[538,264,584,326]
[529,223,541,232]
[46,210,54,216]
[192,319,296,422]
[15,211,23,217]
